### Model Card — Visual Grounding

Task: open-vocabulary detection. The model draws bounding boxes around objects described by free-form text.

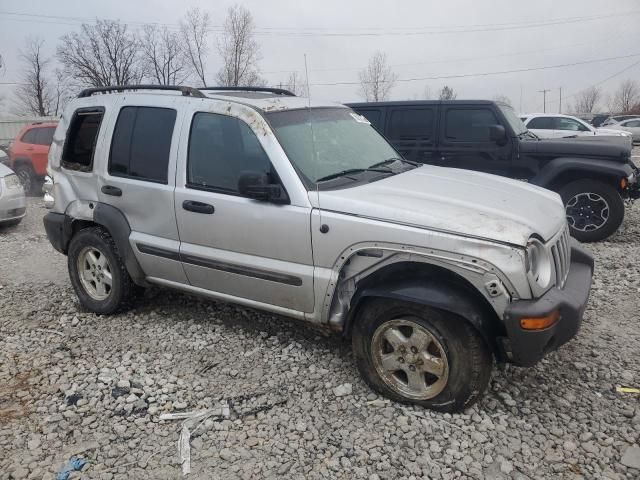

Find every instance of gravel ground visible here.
[1,174,640,479]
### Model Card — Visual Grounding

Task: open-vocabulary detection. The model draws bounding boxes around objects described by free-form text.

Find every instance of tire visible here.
[559,180,624,243]
[14,163,36,196]
[352,298,492,413]
[67,227,135,314]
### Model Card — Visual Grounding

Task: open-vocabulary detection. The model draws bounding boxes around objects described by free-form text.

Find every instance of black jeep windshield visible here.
[499,104,527,136]
[267,108,399,188]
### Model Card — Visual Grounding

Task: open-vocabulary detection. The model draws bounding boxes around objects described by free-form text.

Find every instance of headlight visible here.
[526,238,552,289]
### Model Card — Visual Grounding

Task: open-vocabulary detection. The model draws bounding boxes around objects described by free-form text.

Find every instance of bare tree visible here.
[180,8,211,87]
[282,71,308,96]
[610,79,640,113]
[438,85,457,101]
[571,86,601,114]
[217,5,263,87]
[14,38,59,116]
[57,20,143,87]
[493,94,512,107]
[140,25,188,85]
[358,51,397,101]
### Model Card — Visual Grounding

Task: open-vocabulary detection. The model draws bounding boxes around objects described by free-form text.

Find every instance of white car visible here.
[605,118,640,143]
[0,163,26,226]
[520,113,633,141]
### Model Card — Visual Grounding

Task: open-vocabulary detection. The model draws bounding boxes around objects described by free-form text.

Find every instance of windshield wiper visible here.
[369,157,420,169]
[316,167,393,183]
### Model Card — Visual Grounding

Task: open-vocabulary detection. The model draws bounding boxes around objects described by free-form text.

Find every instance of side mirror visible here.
[237,171,288,204]
[489,124,507,144]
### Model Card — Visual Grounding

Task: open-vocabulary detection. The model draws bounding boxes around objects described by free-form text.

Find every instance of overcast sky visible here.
[1,0,639,113]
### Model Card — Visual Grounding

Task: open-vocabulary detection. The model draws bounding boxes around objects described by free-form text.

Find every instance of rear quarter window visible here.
[62,108,105,172]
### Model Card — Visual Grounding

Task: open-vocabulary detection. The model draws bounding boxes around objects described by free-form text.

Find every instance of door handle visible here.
[182,200,215,214]
[101,185,122,196]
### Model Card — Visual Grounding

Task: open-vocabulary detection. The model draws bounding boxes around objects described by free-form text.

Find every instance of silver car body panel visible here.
[0,164,26,222]
[47,91,568,329]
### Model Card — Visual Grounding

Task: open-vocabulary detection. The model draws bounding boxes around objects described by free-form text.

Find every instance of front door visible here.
[174,111,315,313]
[437,106,512,175]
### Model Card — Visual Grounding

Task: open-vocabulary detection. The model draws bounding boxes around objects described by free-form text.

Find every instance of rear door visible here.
[385,106,437,163]
[97,98,187,284]
[437,105,511,175]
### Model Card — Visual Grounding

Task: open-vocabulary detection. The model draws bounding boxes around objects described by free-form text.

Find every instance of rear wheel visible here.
[352,299,492,412]
[14,164,36,195]
[68,227,135,314]
[559,180,624,243]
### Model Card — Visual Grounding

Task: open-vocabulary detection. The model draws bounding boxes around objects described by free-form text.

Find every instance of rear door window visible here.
[444,108,498,142]
[35,127,55,146]
[527,117,555,129]
[389,108,435,140]
[62,108,104,171]
[109,106,176,184]
[21,129,38,144]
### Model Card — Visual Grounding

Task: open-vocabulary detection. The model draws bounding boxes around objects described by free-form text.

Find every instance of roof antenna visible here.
[304,54,324,233]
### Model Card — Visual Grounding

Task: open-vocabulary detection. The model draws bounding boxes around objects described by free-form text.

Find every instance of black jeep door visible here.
[385,106,437,163]
[436,106,512,175]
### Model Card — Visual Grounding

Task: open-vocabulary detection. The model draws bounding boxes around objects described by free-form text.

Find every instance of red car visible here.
[8,121,58,194]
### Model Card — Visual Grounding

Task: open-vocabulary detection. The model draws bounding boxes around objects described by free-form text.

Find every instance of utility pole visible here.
[559,87,562,114]
[519,85,523,113]
[539,89,551,113]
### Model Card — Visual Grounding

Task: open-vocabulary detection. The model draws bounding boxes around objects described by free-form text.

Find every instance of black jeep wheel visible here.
[559,180,624,243]
[352,299,492,413]
[68,227,135,314]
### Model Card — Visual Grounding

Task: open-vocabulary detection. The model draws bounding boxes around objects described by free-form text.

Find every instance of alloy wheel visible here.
[77,247,113,301]
[371,318,449,400]
[565,192,610,232]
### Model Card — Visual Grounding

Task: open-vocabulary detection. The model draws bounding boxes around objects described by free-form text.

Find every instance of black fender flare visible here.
[344,277,502,350]
[92,203,147,285]
[530,157,634,189]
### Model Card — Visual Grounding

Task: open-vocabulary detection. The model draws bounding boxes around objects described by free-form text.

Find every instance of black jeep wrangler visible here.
[348,100,639,242]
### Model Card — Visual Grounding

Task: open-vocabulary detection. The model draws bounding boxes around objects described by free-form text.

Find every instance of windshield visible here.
[266,108,399,188]
[499,104,527,135]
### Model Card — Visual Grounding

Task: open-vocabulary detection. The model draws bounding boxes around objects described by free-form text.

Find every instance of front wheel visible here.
[352,299,492,412]
[559,180,624,243]
[67,227,135,314]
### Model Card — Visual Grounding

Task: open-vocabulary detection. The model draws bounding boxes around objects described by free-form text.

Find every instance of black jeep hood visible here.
[519,136,631,163]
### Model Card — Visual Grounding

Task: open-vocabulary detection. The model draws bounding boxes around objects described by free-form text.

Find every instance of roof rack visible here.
[78,85,206,98]
[200,86,296,97]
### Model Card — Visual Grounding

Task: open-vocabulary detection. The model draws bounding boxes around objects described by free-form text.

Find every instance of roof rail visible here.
[78,85,206,98]
[201,86,296,97]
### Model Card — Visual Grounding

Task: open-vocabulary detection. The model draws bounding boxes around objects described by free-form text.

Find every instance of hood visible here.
[519,135,631,162]
[595,127,630,137]
[314,166,566,246]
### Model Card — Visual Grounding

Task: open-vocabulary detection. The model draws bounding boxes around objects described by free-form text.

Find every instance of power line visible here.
[545,58,640,106]
[1,9,640,36]
[310,52,640,86]
[261,32,640,75]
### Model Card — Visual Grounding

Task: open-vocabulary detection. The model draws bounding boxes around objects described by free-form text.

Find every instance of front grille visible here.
[550,227,571,288]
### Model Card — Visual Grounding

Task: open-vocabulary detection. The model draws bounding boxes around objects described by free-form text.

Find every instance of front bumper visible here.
[43,211,68,254]
[500,242,594,367]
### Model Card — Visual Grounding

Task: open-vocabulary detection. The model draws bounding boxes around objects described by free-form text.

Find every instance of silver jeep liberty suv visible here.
[43,85,594,412]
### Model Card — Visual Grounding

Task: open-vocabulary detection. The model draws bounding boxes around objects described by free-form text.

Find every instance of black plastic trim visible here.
[135,242,302,286]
